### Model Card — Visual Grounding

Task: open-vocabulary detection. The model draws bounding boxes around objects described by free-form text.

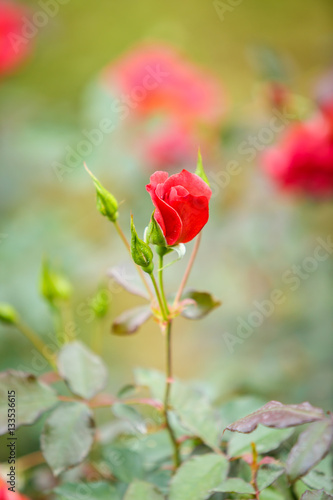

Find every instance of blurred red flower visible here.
[103,44,225,169]
[146,169,212,245]
[0,477,30,500]
[262,114,333,197]
[0,0,32,76]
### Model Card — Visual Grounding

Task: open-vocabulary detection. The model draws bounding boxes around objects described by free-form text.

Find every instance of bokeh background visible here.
[1,0,333,463]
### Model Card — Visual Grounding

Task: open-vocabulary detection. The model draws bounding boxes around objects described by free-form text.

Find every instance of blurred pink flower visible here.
[102,44,225,169]
[0,1,32,76]
[104,44,225,124]
[262,114,333,197]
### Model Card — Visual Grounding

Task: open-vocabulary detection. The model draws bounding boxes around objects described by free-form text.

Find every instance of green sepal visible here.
[131,217,154,274]
[145,211,167,248]
[84,163,119,222]
[195,149,210,186]
[0,303,18,325]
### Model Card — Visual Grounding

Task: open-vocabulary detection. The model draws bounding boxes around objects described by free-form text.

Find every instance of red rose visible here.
[262,115,333,197]
[146,169,212,246]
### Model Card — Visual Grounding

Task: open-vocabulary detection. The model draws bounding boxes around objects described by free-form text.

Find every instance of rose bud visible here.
[0,303,18,325]
[146,169,212,246]
[84,164,119,223]
[131,216,154,274]
[40,259,72,305]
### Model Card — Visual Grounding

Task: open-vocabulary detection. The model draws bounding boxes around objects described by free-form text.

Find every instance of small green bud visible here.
[0,303,18,325]
[84,163,119,222]
[90,288,110,318]
[40,259,72,305]
[131,216,154,274]
[145,211,167,247]
[195,149,210,186]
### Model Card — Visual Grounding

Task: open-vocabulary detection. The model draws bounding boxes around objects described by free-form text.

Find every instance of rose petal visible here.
[146,183,183,245]
[161,169,212,200]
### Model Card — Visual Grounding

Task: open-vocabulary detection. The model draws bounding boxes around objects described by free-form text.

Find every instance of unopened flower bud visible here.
[84,163,119,223]
[40,259,72,305]
[131,216,154,274]
[90,288,110,318]
[0,303,18,325]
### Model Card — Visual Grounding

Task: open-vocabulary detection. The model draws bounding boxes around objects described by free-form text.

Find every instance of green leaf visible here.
[287,418,333,482]
[225,401,326,433]
[0,371,57,435]
[0,303,18,324]
[259,489,285,500]
[195,150,210,186]
[54,482,120,500]
[181,290,221,320]
[112,402,148,433]
[117,384,137,399]
[302,465,333,493]
[103,445,144,483]
[84,163,119,222]
[41,402,95,476]
[57,341,108,399]
[112,306,152,335]
[124,480,164,500]
[301,491,333,500]
[213,477,254,494]
[228,424,294,456]
[134,368,221,449]
[257,463,285,491]
[108,263,150,300]
[169,454,229,500]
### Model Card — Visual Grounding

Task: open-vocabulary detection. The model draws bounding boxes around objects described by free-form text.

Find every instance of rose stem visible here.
[149,273,168,319]
[15,321,56,368]
[173,233,202,305]
[158,254,170,316]
[163,319,181,469]
[114,220,154,301]
[158,254,181,469]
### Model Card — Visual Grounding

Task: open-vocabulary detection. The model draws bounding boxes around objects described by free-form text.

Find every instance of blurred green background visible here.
[1,0,333,460]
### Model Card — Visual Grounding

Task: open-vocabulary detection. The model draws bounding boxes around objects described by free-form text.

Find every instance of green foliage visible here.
[213,477,254,494]
[286,418,333,482]
[0,371,57,434]
[112,305,152,335]
[54,482,120,500]
[124,480,164,500]
[181,290,221,320]
[41,401,95,476]
[169,454,229,500]
[57,340,108,399]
